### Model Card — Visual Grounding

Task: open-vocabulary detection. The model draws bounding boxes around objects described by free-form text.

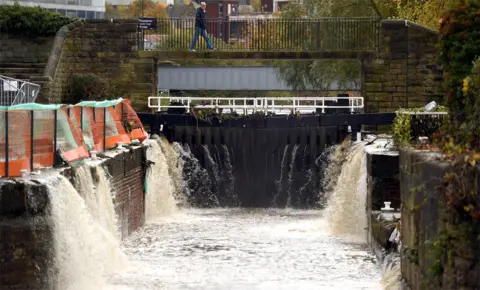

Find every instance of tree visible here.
[105,0,167,18]
[251,0,262,12]
[274,0,393,92]
[393,0,464,29]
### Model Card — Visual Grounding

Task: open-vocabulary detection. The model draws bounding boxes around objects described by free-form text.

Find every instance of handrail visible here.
[148,96,364,115]
[0,75,41,106]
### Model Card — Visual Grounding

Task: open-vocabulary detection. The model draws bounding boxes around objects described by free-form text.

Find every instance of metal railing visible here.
[142,17,380,52]
[148,96,364,115]
[0,75,40,106]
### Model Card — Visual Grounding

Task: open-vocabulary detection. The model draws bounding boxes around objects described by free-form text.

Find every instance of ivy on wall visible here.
[438,4,480,132]
[0,3,75,37]
[392,106,448,148]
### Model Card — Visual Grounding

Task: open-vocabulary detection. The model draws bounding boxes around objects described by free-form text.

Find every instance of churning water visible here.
[105,139,388,290]
[45,137,398,289]
[47,167,126,290]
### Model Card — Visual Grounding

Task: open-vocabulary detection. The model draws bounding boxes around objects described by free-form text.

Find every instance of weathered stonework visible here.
[400,150,480,290]
[363,21,443,112]
[0,34,53,64]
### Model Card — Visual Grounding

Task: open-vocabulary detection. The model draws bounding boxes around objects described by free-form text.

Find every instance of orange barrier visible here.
[0,99,146,177]
[115,99,148,143]
[70,105,132,152]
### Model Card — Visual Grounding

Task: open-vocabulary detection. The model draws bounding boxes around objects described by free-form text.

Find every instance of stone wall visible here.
[365,146,401,263]
[0,33,54,64]
[39,19,156,109]
[400,150,480,290]
[0,146,147,290]
[363,20,444,113]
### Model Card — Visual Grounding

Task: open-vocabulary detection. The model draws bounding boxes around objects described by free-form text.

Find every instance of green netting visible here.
[0,103,64,111]
[75,98,124,108]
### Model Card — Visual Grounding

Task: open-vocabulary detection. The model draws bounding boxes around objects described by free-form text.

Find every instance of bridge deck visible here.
[140,17,380,58]
[139,51,375,60]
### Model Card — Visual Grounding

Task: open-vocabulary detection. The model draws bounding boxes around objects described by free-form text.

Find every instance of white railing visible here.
[0,75,40,106]
[148,96,364,115]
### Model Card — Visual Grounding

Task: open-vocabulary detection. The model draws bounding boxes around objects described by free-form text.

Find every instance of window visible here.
[86,11,95,19]
[66,10,77,17]
[57,9,66,15]
[96,12,106,19]
[67,0,78,5]
[77,10,86,18]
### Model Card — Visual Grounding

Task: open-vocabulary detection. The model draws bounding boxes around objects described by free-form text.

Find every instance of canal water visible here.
[105,139,384,289]
[46,137,393,289]
[107,208,383,290]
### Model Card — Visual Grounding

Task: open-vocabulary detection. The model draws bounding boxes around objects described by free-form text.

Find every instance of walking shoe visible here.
[189,49,196,52]
[209,48,216,51]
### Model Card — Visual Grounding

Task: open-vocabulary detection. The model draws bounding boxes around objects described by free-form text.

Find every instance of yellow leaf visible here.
[470,159,476,167]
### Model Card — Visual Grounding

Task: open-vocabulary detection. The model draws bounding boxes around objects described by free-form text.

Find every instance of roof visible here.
[166,3,197,18]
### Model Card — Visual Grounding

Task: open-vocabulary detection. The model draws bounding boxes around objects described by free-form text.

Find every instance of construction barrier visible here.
[115,99,148,143]
[0,98,147,177]
[73,98,132,151]
[0,104,90,177]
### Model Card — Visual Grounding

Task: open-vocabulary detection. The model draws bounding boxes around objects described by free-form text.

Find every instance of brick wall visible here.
[0,34,54,64]
[0,146,147,289]
[103,146,146,239]
[363,20,444,112]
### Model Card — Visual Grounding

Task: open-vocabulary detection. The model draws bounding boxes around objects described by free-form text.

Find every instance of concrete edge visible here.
[381,19,440,36]
[43,20,85,80]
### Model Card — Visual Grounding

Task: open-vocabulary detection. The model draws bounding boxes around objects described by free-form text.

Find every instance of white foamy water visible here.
[324,142,368,243]
[145,138,178,219]
[108,208,383,290]
[46,173,127,290]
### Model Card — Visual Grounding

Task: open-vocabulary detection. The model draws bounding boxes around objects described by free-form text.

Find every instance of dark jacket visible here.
[195,8,207,29]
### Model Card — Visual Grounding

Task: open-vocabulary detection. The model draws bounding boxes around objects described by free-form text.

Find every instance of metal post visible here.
[30,110,34,172]
[80,107,83,131]
[103,107,107,152]
[5,111,8,177]
[53,110,58,166]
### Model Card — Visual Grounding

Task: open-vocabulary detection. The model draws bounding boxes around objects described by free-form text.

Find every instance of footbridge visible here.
[139,17,379,60]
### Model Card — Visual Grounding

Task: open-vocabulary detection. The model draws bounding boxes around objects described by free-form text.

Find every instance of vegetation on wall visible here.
[392,105,448,148]
[396,4,480,287]
[0,3,75,37]
[65,70,136,103]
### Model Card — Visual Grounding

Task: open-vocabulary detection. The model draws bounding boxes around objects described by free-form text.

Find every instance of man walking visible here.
[189,1,215,51]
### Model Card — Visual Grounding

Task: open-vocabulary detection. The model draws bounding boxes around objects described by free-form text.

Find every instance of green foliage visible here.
[0,3,75,37]
[65,70,136,104]
[437,4,480,147]
[392,106,448,147]
[65,74,116,103]
[394,0,463,29]
[275,0,387,92]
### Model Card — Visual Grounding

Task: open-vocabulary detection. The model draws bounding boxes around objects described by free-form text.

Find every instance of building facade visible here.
[0,0,106,19]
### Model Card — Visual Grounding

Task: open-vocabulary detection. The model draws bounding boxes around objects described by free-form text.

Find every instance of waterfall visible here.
[380,253,401,289]
[286,144,299,208]
[46,174,126,289]
[273,145,290,205]
[174,143,213,207]
[157,136,186,207]
[323,141,368,243]
[144,137,178,219]
[202,145,221,202]
[221,144,237,205]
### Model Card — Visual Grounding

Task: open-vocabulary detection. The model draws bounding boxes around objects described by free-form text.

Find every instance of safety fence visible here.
[0,98,148,177]
[142,17,380,52]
